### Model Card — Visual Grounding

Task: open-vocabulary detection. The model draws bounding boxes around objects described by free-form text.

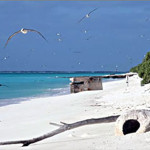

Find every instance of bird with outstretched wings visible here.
[4,28,47,48]
[78,8,99,23]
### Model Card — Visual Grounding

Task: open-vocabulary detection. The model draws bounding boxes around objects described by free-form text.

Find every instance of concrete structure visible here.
[70,73,136,93]
[115,109,150,135]
[70,76,103,93]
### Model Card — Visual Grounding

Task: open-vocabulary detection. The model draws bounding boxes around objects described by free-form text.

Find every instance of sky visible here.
[0,1,150,72]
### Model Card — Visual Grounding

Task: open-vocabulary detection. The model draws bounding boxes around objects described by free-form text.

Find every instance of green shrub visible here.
[130,51,150,85]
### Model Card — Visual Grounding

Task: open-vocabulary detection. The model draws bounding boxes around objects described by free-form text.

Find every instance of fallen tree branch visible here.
[0,115,119,147]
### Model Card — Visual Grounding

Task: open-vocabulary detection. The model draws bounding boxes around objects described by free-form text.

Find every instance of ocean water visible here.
[0,71,125,101]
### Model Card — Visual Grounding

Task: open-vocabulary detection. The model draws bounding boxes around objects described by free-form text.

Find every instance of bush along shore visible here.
[130,51,150,85]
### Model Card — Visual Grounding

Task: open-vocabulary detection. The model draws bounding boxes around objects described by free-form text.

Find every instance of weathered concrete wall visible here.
[70,77,103,93]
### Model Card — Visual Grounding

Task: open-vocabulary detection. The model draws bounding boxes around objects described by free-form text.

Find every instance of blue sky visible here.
[0,1,150,72]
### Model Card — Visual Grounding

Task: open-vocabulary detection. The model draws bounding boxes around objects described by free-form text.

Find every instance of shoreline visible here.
[0,73,150,149]
[0,78,121,107]
[0,71,126,101]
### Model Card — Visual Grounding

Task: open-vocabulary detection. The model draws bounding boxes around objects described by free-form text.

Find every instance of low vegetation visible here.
[130,51,150,85]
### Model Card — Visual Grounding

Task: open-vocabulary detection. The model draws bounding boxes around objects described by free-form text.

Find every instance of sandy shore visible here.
[0,73,150,150]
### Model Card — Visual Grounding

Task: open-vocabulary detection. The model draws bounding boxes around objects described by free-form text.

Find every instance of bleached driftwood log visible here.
[0,115,119,147]
[115,109,150,135]
[1,109,150,147]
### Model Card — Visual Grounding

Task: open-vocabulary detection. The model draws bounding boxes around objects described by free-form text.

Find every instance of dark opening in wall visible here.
[123,119,140,135]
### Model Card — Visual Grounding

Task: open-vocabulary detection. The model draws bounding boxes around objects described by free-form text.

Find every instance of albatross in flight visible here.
[4,28,47,48]
[78,8,98,23]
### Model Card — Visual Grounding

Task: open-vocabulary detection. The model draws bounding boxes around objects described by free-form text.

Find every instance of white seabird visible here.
[4,28,47,48]
[78,8,98,23]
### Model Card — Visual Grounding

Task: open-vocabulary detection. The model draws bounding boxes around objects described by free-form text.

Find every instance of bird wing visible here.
[4,30,21,48]
[25,29,47,42]
[88,8,98,15]
[78,16,86,23]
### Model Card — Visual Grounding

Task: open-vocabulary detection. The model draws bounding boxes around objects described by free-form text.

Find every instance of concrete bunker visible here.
[70,76,103,93]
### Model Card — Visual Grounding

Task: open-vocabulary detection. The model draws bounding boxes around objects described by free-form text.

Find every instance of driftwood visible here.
[0,115,119,147]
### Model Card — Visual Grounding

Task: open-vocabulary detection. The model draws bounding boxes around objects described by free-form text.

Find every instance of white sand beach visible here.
[0,73,150,150]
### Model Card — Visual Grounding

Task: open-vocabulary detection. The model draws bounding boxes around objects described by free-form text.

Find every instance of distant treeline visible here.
[130,51,150,85]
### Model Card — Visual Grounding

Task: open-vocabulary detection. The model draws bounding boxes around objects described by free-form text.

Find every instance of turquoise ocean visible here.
[0,72,125,103]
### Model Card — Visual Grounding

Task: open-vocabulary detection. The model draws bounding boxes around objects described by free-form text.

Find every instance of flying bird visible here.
[78,8,98,23]
[4,28,47,48]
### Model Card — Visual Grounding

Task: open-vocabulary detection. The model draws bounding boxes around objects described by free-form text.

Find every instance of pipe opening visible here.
[123,119,140,135]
